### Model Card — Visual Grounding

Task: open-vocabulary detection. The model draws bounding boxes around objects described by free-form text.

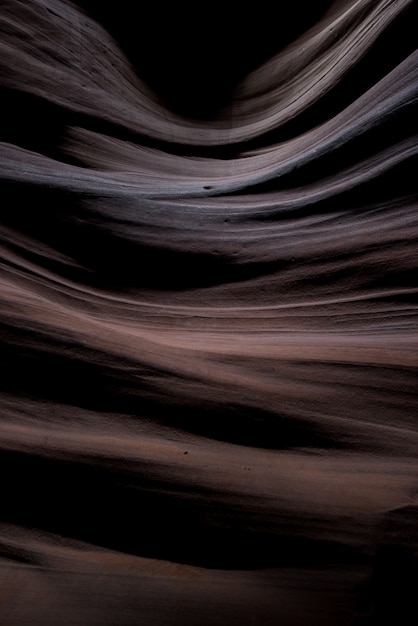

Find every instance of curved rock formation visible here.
[1,1,417,624]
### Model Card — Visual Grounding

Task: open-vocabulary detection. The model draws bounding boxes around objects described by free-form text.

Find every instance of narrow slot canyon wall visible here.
[1,1,418,624]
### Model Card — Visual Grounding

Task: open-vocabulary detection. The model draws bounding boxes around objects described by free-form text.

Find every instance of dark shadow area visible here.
[353,506,418,625]
[0,87,69,162]
[0,182,295,290]
[2,166,417,294]
[75,1,334,118]
[0,449,359,569]
[0,319,340,452]
[234,109,418,197]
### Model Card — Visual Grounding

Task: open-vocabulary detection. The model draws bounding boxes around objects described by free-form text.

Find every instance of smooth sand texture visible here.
[1,1,418,624]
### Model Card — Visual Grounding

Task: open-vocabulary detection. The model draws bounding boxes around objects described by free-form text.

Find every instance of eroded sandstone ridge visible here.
[1,1,417,624]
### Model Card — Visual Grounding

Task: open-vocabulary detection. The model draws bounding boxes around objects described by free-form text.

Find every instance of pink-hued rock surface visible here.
[1,1,417,624]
